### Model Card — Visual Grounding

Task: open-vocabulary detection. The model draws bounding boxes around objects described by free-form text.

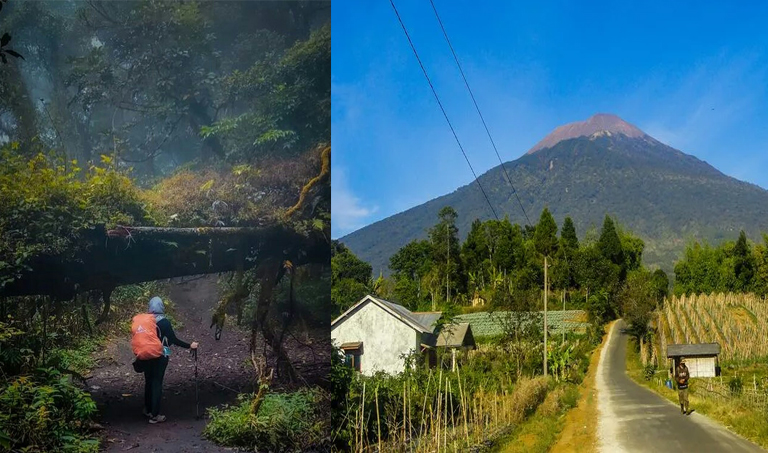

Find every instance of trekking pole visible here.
[193,348,199,420]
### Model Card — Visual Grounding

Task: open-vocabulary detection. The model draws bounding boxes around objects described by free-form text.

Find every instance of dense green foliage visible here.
[0,316,100,452]
[203,388,330,452]
[0,148,153,289]
[331,241,376,318]
[0,367,99,452]
[336,208,650,329]
[674,231,768,296]
[341,134,768,277]
[1,0,329,175]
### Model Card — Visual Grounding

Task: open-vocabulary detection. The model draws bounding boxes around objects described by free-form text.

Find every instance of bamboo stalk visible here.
[375,385,381,452]
[360,381,366,453]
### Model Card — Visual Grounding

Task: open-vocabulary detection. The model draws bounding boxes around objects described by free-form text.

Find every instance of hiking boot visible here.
[149,415,166,424]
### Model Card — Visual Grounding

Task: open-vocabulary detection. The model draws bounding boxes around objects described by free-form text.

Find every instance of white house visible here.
[331,295,441,375]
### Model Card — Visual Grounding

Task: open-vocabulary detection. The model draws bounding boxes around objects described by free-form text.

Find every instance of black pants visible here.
[143,356,169,417]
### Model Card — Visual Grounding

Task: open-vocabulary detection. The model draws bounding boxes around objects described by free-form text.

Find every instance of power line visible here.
[388,0,499,221]
[427,0,532,228]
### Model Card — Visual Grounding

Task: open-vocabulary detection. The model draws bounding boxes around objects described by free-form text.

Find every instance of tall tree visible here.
[461,219,488,287]
[331,241,372,316]
[651,268,669,306]
[560,216,579,253]
[534,207,558,258]
[552,216,579,290]
[429,206,464,303]
[619,270,656,359]
[598,215,625,272]
[733,230,754,292]
[389,239,433,310]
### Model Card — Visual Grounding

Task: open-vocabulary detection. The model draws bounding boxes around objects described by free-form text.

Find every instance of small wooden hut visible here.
[666,343,721,378]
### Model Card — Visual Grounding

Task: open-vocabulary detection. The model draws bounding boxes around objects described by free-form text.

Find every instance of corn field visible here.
[656,293,768,362]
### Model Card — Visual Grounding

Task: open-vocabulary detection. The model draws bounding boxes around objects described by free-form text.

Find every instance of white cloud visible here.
[331,166,378,238]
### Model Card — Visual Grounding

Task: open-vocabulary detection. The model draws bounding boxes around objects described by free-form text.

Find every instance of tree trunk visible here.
[188,101,225,160]
[2,224,328,299]
[251,260,300,383]
[95,286,114,325]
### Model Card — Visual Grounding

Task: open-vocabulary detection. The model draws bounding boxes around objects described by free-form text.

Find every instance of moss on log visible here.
[1,224,329,299]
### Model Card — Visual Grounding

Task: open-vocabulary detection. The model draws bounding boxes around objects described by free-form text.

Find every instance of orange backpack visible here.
[131,313,163,360]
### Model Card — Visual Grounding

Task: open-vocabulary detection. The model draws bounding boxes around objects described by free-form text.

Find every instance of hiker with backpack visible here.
[131,296,198,424]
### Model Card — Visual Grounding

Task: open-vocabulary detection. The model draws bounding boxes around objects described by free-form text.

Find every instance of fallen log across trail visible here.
[0,224,329,300]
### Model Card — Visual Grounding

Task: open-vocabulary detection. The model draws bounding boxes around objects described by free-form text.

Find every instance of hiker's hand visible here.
[190,342,199,350]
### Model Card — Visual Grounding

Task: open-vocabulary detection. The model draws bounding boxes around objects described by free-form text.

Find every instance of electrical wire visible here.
[389,0,499,221]
[427,0,532,227]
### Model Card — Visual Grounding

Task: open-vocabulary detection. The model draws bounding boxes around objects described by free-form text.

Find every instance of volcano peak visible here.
[527,113,647,154]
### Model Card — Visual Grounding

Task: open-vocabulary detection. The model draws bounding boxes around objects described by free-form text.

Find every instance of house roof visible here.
[331,295,441,333]
[436,323,475,348]
[412,312,442,331]
[666,343,721,358]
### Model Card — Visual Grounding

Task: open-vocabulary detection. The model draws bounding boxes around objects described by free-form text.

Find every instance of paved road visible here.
[597,320,764,453]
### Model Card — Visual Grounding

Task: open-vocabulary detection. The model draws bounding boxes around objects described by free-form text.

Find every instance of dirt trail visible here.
[90,275,254,452]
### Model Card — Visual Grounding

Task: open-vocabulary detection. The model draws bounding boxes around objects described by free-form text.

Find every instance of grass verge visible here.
[495,383,580,453]
[498,322,611,453]
[547,320,612,453]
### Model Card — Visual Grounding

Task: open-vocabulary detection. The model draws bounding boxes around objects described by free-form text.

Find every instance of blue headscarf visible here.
[148,296,166,322]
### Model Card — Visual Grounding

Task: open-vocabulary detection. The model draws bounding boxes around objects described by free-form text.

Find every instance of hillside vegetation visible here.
[342,133,768,276]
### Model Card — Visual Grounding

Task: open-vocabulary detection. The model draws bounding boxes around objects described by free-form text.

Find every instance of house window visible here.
[341,342,363,372]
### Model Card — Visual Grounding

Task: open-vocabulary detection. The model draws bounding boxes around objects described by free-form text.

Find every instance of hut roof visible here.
[666,343,721,358]
[436,323,475,348]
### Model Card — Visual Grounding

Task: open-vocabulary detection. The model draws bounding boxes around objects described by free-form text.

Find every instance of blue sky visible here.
[331,1,768,238]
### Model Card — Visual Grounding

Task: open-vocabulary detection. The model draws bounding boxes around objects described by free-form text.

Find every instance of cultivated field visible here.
[655,293,768,363]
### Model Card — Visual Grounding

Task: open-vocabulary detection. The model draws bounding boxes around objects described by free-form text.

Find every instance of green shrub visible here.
[509,377,549,422]
[204,388,329,452]
[330,346,355,450]
[643,364,656,381]
[0,368,99,452]
[729,376,744,395]
[559,383,580,409]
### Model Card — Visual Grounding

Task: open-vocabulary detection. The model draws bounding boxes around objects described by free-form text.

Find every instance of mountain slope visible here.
[340,115,768,275]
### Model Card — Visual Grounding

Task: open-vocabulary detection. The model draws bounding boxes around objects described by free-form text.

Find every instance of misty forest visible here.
[0,1,330,452]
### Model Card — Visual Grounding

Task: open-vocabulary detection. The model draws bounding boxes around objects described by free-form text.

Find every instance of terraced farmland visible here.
[656,293,768,363]
[455,310,588,339]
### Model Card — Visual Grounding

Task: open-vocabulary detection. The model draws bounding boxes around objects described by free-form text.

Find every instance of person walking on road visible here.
[676,357,692,415]
[143,296,199,424]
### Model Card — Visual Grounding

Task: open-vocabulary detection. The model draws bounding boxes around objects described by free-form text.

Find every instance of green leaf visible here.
[0,429,11,449]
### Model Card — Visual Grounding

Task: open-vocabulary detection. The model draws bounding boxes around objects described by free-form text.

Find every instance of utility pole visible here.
[563,289,566,345]
[544,255,548,377]
[446,222,450,304]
